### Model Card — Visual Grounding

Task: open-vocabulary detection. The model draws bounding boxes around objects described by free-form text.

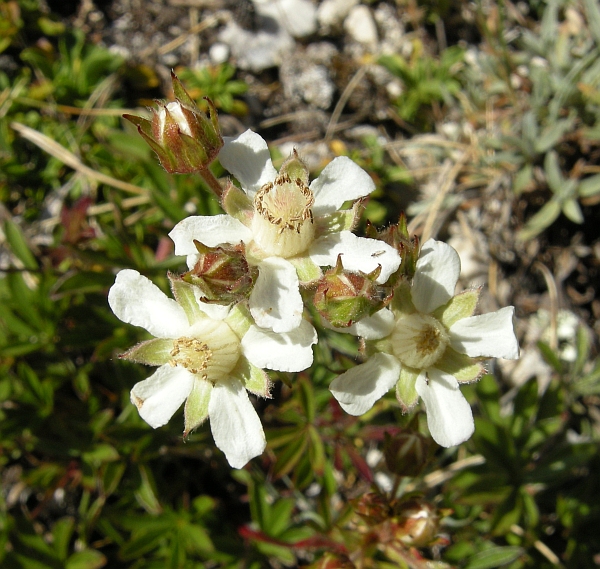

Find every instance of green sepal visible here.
[184,378,212,437]
[433,288,480,329]
[279,149,309,186]
[232,359,272,398]
[396,366,420,412]
[221,180,253,225]
[120,339,173,366]
[391,279,415,316]
[288,255,322,284]
[169,273,204,325]
[314,206,358,235]
[436,347,485,383]
[224,303,253,340]
[171,71,200,112]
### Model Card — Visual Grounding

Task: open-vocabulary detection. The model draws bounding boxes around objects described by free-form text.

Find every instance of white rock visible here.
[209,43,230,65]
[253,0,317,38]
[344,5,378,48]
[219,21,294,72]
[317,0,359,30]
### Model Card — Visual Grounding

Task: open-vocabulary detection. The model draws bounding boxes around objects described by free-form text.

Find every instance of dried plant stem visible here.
[11,122,149,196]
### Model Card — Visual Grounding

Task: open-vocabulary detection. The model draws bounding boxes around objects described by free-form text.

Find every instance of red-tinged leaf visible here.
[345,446,373,483]
[292,535,348,555]
[333,445,344,472]
[238,527,348,555]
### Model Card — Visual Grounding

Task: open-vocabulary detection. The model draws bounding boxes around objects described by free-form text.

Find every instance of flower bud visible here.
[366,213,419,285]
[390,498,440,548]
[123,72,223,173]
[181,240,257,304]
[355,493,390,524]
[383,431,431,478]
[314,255,393,328]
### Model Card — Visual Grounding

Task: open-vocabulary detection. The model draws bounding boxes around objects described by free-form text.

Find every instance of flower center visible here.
[252,173,315,258]
[390,313,449,369]
[169,320,241,383]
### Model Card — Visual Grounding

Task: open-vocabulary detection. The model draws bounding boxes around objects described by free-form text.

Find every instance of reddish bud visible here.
[181,240,257,304]
[314,255,393,328]
[124,72,223,173]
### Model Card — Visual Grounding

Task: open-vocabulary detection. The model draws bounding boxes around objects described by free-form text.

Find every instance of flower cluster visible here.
[110,79,519,468]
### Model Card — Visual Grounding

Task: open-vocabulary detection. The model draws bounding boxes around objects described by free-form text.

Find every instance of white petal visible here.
[449,306,519,360]
[309,232,401,284]
[249,257,303,333]
[108,269,189,338]
[219,130,278,197]
[310,156,375,216]
[412,239,461,314]
[209,377,266,468]
[329,353,401,416]
[191,287,231,321]
[415,369,474,447]
[345,309,396,340]
[168,214,252,263]
[241,319,317,372]
[130,365,195,428]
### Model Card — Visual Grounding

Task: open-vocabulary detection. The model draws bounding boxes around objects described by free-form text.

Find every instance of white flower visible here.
[329,239,519,448]
[108,269,317,468]
[169,129,401,333]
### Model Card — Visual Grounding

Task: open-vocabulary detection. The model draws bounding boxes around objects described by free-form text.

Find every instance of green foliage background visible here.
[1,0,599,567]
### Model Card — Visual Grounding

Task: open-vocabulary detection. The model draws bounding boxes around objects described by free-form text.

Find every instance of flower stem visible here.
[199,168,224,201]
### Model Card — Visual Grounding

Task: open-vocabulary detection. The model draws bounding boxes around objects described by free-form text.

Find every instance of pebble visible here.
[344,5,378,49]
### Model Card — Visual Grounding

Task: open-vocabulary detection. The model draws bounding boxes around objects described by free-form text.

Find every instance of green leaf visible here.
[537,341,563,373]
[583,0,600,45]
[65,550,106,569]
[543,151,564,193]
[518,199,561,240]
[51,271,115,297]
[307,425,326,475]
[52,518,74,562]
[177,523,214,553]
[3,219,38,270]
[151,188,188,223]
[82,444,120,467]
[578,173,600,197]
[298,377,316,424]
[561,198,584,224]
[534,118,574,154]
[490,490,523,535]
[272,430,309,479]
[513,164,534,195]
[268,499,295,537]
[464,546,524,569]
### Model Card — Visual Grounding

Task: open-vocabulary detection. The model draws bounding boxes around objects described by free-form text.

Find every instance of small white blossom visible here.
[329,239,519,448]
[108,269,317,468]
[169,130,401,333]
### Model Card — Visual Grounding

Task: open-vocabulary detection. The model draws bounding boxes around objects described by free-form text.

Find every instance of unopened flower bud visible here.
[124,72,223,173]
[355,493,390,524]
[314,255,392,328]
[390,498,440,548]
[181,240,257,304]
[366,213,419,284]
[383,431,431,478]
